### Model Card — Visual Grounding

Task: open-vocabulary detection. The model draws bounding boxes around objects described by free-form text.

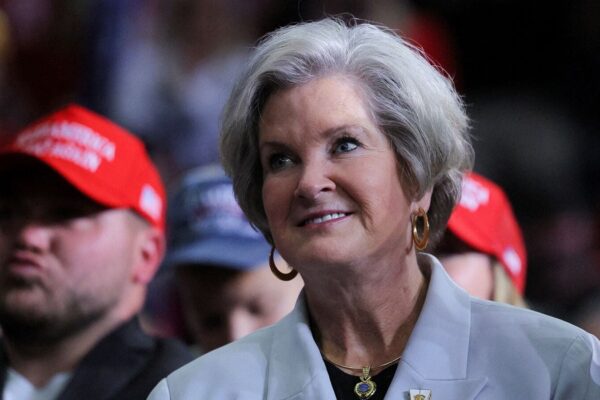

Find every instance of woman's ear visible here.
[413,187,433,213]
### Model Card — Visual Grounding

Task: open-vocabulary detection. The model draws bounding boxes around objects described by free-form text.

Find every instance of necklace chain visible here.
[322,352,402,373]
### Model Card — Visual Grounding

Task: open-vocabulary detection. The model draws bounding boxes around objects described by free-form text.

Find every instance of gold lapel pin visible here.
[409,389,432,400]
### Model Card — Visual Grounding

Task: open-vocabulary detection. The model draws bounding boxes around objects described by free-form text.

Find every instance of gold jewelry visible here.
[410,389,432,400]
[269,247,298,281]
[411,207,429,251]
[322,353,402,399]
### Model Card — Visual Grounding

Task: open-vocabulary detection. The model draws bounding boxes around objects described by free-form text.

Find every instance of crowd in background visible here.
[0,0,598,332]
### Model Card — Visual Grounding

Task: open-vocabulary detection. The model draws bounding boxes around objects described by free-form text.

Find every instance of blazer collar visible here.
[266,298,337,399]
[402,253,471,379]
[387,254,487,398]
[266,254,486,399]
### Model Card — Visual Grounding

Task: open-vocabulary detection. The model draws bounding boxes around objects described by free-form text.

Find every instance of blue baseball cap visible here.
[164,165,271,270]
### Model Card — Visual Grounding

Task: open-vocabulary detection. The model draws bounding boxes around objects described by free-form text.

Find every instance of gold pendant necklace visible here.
[354,366,377,399]
[323,354,402,399]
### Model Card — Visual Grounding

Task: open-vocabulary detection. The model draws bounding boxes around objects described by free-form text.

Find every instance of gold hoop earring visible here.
[412,207,430,251]
[269,247,298,281]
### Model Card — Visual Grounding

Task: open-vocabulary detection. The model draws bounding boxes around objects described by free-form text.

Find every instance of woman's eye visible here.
[333,137,359,154]
[268,153,294,171]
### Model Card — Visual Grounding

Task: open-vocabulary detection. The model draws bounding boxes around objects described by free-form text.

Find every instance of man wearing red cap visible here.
[0,105,192,399]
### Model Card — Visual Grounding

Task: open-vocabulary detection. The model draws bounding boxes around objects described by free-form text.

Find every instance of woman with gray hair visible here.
[149,18,600,400]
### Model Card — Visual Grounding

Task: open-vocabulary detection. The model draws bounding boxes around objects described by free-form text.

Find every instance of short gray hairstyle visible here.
[220,18,473,246]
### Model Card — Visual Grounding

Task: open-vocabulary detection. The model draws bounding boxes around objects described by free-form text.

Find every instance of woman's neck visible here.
[304,255,428,375]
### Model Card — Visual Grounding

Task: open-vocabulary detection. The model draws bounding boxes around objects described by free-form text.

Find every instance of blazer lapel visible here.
[385,254,487,399]
[265,296,337,400]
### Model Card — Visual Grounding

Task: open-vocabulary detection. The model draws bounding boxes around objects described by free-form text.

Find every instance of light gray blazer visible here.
[148,254,600,399]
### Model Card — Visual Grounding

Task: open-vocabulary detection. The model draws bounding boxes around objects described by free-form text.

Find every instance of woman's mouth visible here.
[301,212,350,226]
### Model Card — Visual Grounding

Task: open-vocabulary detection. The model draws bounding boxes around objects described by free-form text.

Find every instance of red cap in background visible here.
[0,104,165,231]
[448,172,527,293]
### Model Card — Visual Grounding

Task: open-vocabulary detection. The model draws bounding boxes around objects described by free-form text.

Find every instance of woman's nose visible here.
[293,161,335,201]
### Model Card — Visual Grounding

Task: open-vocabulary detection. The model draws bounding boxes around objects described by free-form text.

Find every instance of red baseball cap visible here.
[447,172,527,293]
[0,104,166,231]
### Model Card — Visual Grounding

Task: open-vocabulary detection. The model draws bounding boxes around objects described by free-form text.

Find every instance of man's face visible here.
[0,162,142,344]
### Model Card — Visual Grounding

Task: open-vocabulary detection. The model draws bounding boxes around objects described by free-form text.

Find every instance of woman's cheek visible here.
[262,178,287,226]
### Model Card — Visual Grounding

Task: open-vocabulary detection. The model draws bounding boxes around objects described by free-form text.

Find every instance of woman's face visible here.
[258,75,422,273]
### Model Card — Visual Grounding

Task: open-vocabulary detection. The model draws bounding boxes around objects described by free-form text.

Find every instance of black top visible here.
[0,318,194,400]
[324,359,399,400]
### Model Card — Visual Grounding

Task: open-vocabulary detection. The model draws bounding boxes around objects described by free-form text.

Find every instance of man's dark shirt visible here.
[0,318,193,399]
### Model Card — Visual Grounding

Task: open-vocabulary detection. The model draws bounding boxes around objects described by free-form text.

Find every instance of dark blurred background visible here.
[0,0,598,330]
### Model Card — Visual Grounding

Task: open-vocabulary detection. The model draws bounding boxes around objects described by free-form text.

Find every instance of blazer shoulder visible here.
[471,297,588,340]
[465,299,600,397]
[161,323,277,398]
[554,333,600,398]
[470,299,595,370]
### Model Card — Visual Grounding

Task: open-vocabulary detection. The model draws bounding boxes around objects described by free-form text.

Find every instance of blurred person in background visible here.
[433,172,527,307]
[0,105,192,399]
[144,165,303,353]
